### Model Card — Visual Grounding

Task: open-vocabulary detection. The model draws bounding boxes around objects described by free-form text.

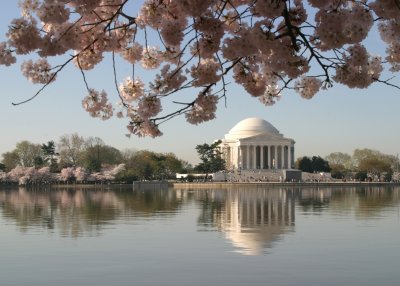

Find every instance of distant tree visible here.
[119,150,180,181]
[150,152,184,179]
[81,137,123,171]
[58,133,85,167]
[358,157,391,179]
[329,163,348,179]
[41,141,59,172]
[1,150,20,171]
[296,157,312,173]
[351,148,397,180]
[311,156,331,172]
[0,163,5,172]
[179,160,193,174]
[194,140,225,179]
[33,156,45,168]
[296,156,330,173]
[355,171,368,182]
[85,158,102,173]
[115,168,139,183]
[163,153,183,174]
[325,152,352,169]
[383,170,393,182]
[15,141,43,167]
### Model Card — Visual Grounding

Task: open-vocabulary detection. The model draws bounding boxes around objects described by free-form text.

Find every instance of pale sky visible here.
[1,3,399,165]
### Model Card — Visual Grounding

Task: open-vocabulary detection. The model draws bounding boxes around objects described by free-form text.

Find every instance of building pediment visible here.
[239,133,295,144]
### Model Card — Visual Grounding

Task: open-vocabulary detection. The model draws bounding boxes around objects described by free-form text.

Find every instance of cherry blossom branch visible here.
[372,77,400,90]
[12,56,74,106]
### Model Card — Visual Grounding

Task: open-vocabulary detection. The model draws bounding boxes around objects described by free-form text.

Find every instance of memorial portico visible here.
[220,118,295,170]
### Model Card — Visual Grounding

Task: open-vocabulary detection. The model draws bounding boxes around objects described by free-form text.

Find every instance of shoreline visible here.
[171,181,400,189]
[1,181,399,190]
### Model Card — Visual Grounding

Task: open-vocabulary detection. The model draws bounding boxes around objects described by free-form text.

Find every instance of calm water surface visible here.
[0,185,399,286]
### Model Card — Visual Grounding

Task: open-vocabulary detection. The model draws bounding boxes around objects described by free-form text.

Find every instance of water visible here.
[0,185,399,286]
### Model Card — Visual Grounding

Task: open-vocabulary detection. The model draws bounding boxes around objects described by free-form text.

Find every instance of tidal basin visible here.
[0,185,399,286]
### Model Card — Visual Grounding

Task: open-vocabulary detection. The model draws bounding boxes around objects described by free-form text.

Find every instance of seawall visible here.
[172,181,400,189]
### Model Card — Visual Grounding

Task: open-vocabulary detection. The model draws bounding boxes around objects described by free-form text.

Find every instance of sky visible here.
[1,2,400,165]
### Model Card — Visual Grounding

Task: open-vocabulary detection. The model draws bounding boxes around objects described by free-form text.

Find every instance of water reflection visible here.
[176,186,400,255]
[297,186,400,219]
[0,185,399,256]
[0,186,182,237]
[190,189,296,255]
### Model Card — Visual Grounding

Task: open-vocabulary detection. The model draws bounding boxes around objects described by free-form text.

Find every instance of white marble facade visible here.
[220,118,295,170]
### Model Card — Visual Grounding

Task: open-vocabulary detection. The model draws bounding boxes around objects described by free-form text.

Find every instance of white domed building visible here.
[220,118,295,170]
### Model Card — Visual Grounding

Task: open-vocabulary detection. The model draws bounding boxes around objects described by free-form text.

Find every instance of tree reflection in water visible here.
[0,186,182,238]
[0,185,399,255]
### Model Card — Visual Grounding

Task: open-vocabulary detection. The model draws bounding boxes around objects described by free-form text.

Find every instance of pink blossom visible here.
[191,58,221,86]
[60,167,75,181]
[2,0,400,137]
[294,77,323,99]
[152,65,187,94]
[0,42,16,66]
[82,89,113,120]
[137,96,162,119]
[21,59,56,84]
[119,77,145,102]
[127,120,163,137]
[6,17,41,54]
[185,92,218,125]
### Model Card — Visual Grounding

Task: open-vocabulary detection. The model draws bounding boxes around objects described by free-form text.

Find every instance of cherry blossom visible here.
[119,77,145,102]
[0,164,127,185]
[0,42,16,66]
[21,59,56,84]
[185,91,218,125]
[60,167,75,182]
[82,89,113,120]
[294,77,323,99]
[0,0,399,136]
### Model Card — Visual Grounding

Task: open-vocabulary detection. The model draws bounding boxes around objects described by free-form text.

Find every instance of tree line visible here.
[0,133,193,184]
[2,135,399,184]
[297,149,400,182]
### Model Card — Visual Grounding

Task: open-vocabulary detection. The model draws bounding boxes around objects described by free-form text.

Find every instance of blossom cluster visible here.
[333,44,383,89]
[21,59,55,84]
[0,42,16,66]
[82,89,113,120]
[119,77,145,102]
[185,91,218,125]
[191,59,221,87]
[0,0,399,136]
[0,164,126,185]
[294,77,323,99]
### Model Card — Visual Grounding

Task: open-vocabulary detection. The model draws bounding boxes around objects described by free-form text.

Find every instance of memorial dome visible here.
[225,117,280,140]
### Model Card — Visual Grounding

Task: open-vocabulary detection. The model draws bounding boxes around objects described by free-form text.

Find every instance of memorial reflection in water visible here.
[1,185,400,286]
[184,188,296,255]
[0,186,399,255]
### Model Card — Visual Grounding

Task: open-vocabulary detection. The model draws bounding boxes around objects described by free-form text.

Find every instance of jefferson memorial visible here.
[219,118,295,170]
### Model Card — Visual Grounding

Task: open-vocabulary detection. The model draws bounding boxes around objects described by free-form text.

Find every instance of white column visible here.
[253,146,257,169]
[238,146,242,170]
[238,145,243,169]
[288,145,291,169]
[281,145,285,169]
[260,146,264,169]
[269,146,273,169]
[291,145,294,169]
[246,145,250,170]
[274,145,278,169]
[229,146,233,169]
